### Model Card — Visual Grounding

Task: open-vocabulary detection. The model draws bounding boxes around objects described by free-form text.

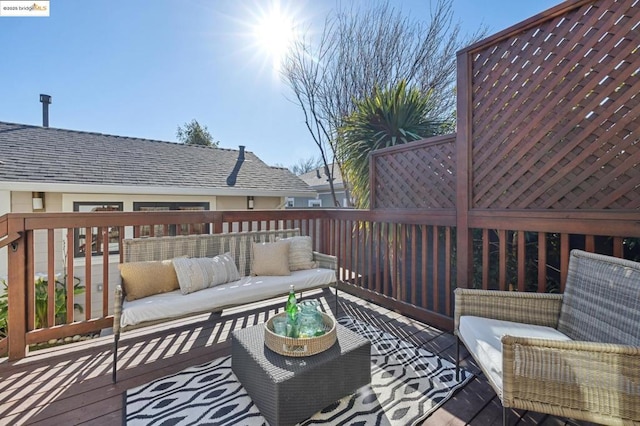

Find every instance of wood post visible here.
[455,48,473,290]
[7,216,27,360]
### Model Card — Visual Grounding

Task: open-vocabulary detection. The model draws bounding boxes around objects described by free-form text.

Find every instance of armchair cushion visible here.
[459,316,570,397]
[455,250,640,424]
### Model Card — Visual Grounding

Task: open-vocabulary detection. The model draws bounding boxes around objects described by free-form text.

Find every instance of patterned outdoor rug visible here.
[125,316,472,425]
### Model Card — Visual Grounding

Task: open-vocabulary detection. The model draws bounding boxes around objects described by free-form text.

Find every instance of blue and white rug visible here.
[125,316,472,425]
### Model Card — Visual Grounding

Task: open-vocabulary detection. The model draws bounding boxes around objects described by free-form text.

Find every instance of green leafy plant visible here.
[0,275,84,338]
[338,80,452,209]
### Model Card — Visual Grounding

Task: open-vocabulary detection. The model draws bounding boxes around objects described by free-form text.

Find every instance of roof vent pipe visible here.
[238,145,245,161]
[39,94,52,127]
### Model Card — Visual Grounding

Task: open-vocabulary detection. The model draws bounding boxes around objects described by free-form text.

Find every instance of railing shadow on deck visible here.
[1,288,441,425]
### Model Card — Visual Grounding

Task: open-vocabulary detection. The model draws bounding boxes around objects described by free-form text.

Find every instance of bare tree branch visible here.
[282,0,486,207]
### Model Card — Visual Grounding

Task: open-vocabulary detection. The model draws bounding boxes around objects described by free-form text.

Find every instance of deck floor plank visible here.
[0,288,595,425]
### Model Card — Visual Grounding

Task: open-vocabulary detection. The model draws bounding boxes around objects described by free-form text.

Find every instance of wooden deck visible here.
[0,288,592,426]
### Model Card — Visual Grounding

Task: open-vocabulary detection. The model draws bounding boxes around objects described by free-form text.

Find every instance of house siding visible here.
[216,195,281,210]
[0,191,8,281]
[288,191,348,208]
[11,191,32,213]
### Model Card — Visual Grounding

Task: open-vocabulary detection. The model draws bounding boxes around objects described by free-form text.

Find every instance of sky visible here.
[0,0,560,168]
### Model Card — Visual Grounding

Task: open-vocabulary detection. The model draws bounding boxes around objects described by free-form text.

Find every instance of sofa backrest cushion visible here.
[123,229,301,277]
[172,253,241,295]
[277,235,319,271]
[250,241,291,276]
[558,250,640,346]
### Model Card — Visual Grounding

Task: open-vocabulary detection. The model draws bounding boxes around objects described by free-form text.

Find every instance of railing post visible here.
[212,212,223,234]
[319,214,328,255]
[455,48,473,289]
[7,215,28,360]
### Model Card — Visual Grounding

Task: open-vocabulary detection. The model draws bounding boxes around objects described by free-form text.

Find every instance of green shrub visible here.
[0,275,84,339]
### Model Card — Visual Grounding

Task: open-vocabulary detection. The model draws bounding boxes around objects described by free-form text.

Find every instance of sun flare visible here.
[251,3,299,73]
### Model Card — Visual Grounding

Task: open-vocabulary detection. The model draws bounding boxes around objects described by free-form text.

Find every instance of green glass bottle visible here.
[285,285,298,337]
[285,285,297,314]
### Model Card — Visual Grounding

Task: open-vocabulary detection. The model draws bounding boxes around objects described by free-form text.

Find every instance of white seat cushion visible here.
[459,316,571,397]
[120,268,335,329]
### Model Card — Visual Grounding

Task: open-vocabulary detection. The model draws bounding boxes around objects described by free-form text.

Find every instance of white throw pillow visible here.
[277,236,318,271]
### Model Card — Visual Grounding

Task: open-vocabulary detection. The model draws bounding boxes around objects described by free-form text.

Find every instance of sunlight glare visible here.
[251,3,298,73]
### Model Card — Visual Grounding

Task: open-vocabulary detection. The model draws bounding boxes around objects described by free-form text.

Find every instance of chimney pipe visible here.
[39,94,52,127]
[238,145,245,161]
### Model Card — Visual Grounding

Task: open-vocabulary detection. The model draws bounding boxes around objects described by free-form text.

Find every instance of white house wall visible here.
[70,261,121,322]
[216,195,282,210]
[11,191,32,213]
[0,191,10,215]
[0,190,9,282]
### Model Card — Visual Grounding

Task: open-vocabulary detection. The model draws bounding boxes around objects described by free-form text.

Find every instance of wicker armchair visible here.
[455,250,640,426]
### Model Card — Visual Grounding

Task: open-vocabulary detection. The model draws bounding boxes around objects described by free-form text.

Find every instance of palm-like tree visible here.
[338,80,452,209]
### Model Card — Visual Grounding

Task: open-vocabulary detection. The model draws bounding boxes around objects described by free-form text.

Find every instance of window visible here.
[73,202,123,258]
[285,197,295,208]
[308,199,322,208]
[133,202,210,237]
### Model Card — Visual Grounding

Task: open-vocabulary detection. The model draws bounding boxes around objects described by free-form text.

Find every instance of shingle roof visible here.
[0,121,313,195]
[299,164,344,190]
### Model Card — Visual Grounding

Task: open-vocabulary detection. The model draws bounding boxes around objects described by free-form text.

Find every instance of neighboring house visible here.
[287,164,350,208]
[0,121,315,317]
[0,121,314,217]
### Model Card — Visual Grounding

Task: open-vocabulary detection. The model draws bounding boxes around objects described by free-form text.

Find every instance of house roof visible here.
[0,121,314,197]
[299,164,344,192]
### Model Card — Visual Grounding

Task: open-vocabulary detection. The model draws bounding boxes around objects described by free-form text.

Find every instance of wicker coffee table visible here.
[231,322,371,426]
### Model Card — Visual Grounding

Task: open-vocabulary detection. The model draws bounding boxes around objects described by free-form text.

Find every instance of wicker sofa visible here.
[455,249,640,425]
[112,228,337,382]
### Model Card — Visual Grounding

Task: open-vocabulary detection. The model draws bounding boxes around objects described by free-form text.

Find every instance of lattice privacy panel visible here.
[372,137,456,209]
[471,0,639,210]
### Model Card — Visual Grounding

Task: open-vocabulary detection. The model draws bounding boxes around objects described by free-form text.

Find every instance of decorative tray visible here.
[264,312,337,357]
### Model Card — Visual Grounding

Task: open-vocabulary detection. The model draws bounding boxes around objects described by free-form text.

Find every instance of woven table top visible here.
[232,322,370,381]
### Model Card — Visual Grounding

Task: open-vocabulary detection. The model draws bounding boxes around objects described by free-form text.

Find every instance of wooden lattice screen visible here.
[367,0,640,291]
[372,1,639,212]
[370,135,456,209]
[469,0,639,210]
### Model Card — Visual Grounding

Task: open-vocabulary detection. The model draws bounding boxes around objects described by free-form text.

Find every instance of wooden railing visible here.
[324,210,456,331]
[467,211,640,292]
[3,208,639,361]
[0,210,332,361]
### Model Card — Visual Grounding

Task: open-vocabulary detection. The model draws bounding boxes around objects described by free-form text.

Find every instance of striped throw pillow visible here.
[173,257,215,295]
[173,253,241,295]
[210,252,241,286]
